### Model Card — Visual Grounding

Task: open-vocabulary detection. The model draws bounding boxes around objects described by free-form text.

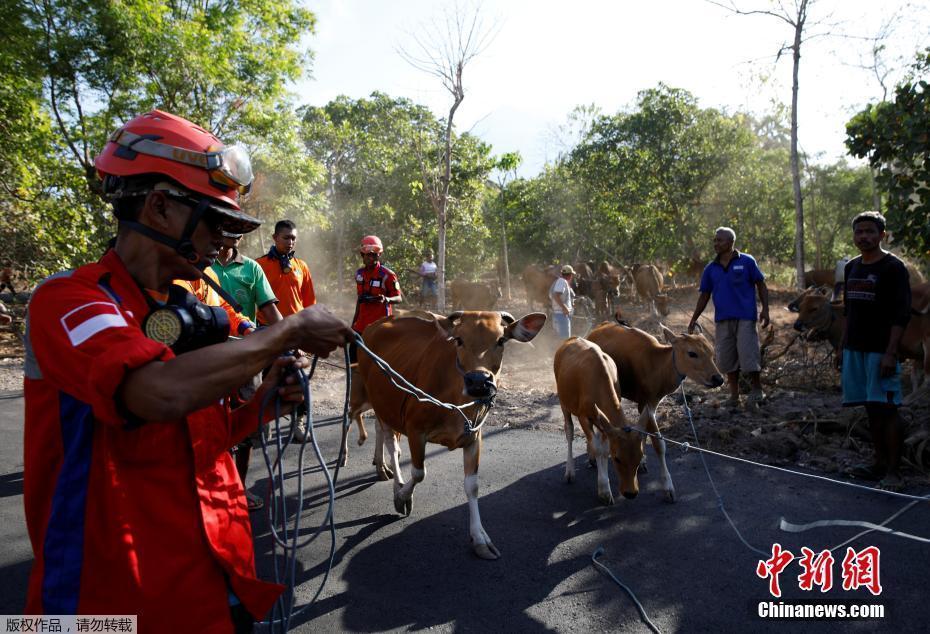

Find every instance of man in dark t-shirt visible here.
[839,211,911,491]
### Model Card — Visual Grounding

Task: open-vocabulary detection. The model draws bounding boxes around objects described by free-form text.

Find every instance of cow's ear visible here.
[505,312,547,342]
[661,324,678,344]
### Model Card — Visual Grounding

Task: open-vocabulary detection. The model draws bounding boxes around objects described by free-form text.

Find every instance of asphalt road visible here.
[2,392,929,633]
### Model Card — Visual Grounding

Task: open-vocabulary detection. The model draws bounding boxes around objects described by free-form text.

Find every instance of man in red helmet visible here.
[351,235,402,355]
[23,110,352,632]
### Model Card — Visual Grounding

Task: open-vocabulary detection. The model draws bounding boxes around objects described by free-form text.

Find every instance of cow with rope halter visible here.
[351,309,545,559]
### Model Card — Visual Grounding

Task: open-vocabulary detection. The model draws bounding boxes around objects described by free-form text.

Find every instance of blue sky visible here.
[296,0,929,177]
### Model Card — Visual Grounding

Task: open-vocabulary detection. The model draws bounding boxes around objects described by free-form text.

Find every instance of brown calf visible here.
[554,337,643,504]
[587,322,725,501]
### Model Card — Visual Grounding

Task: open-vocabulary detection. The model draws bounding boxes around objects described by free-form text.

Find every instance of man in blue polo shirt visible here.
[688,227,770,408]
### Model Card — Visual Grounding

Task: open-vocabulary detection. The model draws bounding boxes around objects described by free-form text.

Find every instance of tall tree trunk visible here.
[868,166,882,212]
[436,93,462,312]
[329,167,346,292]
[501,216,511,300]
[790,8,806,290]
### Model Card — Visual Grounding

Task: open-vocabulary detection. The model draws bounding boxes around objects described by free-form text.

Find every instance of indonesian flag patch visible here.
[60,302,128,346]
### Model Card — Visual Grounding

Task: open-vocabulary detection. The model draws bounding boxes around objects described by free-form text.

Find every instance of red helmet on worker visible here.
[360,235,384,254]
[94,110,261,235]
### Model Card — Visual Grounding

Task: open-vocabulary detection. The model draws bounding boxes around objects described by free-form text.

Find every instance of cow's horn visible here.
[445,311,464,323]
[500,311,516,324]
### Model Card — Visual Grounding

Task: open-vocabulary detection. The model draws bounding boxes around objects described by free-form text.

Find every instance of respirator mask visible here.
[142,284,229,354]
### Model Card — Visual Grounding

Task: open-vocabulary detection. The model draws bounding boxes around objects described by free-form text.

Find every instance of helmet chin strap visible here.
[119,196,246,313]
[119,197,210,264]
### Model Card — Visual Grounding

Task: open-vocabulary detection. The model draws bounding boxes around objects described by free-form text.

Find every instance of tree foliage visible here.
[1,0,316,277]
[297,93,497,296]
[846,48,930,254]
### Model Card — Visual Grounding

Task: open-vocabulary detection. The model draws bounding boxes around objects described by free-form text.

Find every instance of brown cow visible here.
[803,269,836,289]
[632,264,670,317]
[592,261,623,319]
[572,261,597,300]
[790,288,930,378]
[354,310,546,559]
[911,281,930,314]
[554,337,643,504]
[450,278,502,311]
[587,322,725,501]
[522,264,561,311]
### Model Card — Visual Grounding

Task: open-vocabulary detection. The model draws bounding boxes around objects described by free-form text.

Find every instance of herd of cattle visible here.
[450,262,671,319]
[329,261,930,561]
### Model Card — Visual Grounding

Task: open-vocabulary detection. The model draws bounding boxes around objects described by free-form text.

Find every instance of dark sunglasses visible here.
[164,192,226,233]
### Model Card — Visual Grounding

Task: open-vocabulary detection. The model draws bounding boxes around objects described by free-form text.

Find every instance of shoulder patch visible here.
[61,302,128,346]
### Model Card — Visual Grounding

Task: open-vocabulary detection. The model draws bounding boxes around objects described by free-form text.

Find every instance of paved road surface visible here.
[1,393,928,632]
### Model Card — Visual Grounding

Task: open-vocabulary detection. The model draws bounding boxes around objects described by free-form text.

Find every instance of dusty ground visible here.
[2,283,928,488]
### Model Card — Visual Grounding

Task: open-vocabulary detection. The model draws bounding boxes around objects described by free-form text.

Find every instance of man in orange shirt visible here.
[256,219,317,441]
[256,220,315,321]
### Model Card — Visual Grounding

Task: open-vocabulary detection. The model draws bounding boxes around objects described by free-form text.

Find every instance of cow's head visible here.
[661,325,724,388]
[440,311,547,398]
[787,286,824,313]
[792,288,835,339]
[598,272,621,298]
[607,426,645,500]
[655,293,670,316]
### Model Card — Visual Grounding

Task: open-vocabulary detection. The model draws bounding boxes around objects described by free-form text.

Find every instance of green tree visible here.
[298,93,497,298]
[569,84,749,262]
[803,161,874,268]
[1,0,316,276]
[846,48,930,254]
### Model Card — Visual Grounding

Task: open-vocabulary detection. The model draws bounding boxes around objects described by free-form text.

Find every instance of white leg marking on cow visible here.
[593,428,614,505]
[464,436,499,559]
[383,424,403,487]
[646,406,675,502]
[562,407,575,484]
[637,409,650,473]
[398,466,424,504]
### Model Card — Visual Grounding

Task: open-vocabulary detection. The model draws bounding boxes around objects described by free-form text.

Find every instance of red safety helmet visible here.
[360,235,384,254]
[94,110,261,234]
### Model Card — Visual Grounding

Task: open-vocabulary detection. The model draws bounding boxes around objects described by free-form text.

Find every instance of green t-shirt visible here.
[212,251,277,322]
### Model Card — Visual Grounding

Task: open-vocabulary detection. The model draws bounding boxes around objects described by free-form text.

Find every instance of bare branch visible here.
[705,0,796,26]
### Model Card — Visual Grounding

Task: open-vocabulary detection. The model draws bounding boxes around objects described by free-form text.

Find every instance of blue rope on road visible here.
[678,383,770,558]
[591,547,662,634]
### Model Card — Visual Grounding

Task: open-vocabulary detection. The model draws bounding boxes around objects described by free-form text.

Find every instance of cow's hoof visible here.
[394,496,412,516]
[599,494,615,506]
[563,472,575,484]
[338,454,348,468]
[375,465,394,481]
[664,489,676,503]
[472,541,500,560]
[357,436,366,447]
[638,460,648,474]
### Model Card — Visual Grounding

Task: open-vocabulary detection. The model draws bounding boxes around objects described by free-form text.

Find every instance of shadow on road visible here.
[0,470,23,499]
